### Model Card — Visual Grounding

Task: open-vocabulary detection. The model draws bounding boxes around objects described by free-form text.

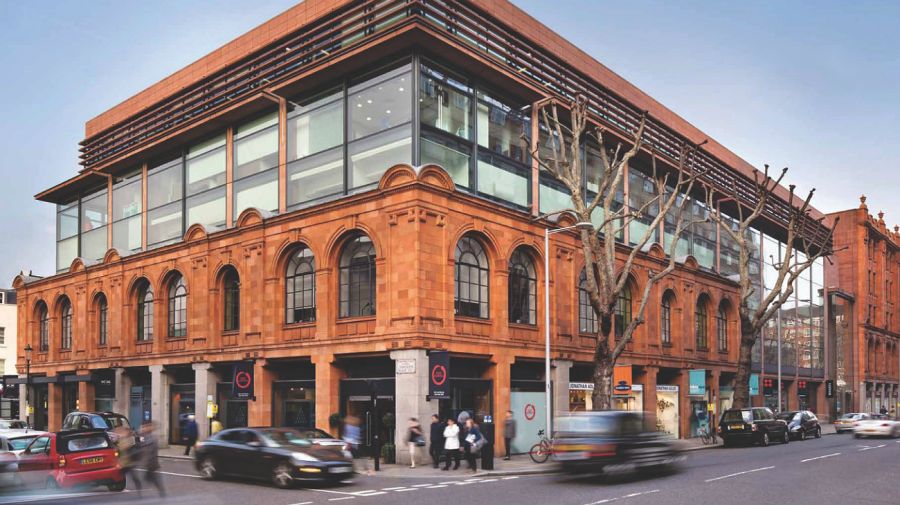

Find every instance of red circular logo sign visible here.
[235,371,252,389]
[524,403,536,421]
[431,365,447,386]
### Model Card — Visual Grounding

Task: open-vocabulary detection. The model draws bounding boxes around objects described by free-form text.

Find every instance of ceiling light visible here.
[398,87,404,92]
[367,99,372,104]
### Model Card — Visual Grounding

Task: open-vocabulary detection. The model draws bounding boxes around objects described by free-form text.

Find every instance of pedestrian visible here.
[464,418,483,473]
[442,418,460,471]
[406,417,424,468]
[113,425,142,496]
[891,408,897,420]
[457,410,470,456]
[343,415,371,475]
[429,414,443,468]
[183,414,198,456]
[139,422,166,498]
[880,405,888,416]
[503,410,516,461]
[210,416,223,436]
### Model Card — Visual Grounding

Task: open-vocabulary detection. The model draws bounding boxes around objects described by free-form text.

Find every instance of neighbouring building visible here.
[0,288,20,419]
[827,197,900,416]
[14,0,837,458]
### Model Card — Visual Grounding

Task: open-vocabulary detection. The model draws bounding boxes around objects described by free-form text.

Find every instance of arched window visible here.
[614,285,632,337]
[38,302,49,352]
[455,236,489,318]
[168,274,187,338]
[97,294,108,346]
[717,302,728,352]
[223,268,241,331]
[661,290,674,345]
[695,296,709,349]
[286,248,316,323]
[60,297,72,349]
[508,248,536,325]
[137,280,154,342]
[578,269,598,334]
[339,235,376,318]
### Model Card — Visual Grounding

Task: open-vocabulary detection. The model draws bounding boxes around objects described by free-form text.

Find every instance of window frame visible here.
[338,235,377,318]
[578,269,598,334]
[167,275,188,339]
[661,292,673,345]
[695,297,709,350]
[717,304,728,352]
[223,268,241,332]
[60,298,73,350]
[137,282,154,342]
[614,285,633,338]
[285,248,317,324]
[507,248,537,325]
[97,294,108,347]
[454,236,490,319]
[38,303,50,352]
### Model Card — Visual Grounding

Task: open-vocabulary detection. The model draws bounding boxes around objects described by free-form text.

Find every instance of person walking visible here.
[343,415,371,475]
[442,418,460,471]
[429,414,443,468]
[139,422,166,498]
[464,418,483,473]
[183,415,199,456]
[880,405,888,416]
[114,425,142,496]
[406,418,424,468]
[503,410,516,460]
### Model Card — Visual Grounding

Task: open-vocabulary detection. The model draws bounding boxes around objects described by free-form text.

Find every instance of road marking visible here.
[584,489,659,505]
[356,492,387,496]
[801,452,841,462]
[328,497,356,502]
[137,468,201,479]
[427,484,448,488]
[287,502,314,505]
[464,477,483,482]
[501,476,519,480]
[455,481,475,485]
[382,487,407,491]
[705,466,775,483]
[311,488,362,496]
[0,490,131,504]
[859,444,886,451]
[412,483,433,487]
[439,481,457,484]
[480,478,498,482]
[395,488,418,492]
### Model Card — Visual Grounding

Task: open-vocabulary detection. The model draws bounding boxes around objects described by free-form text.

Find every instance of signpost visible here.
[428,351,450,399]
[231,361,255,401]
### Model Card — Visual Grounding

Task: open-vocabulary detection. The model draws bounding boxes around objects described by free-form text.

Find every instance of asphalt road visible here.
[3,433,899,505]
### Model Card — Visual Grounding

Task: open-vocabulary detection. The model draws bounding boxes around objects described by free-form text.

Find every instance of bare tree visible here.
[705,166,837,409]
[528,95,706,410]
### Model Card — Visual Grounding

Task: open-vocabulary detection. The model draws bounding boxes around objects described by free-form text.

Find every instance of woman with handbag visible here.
[464,418,484,473]
[406,418,425,468]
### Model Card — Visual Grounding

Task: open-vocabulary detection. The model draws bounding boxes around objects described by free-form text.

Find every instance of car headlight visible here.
[292,452,319,463]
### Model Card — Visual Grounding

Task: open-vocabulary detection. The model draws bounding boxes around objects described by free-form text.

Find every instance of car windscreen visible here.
[8,436,37,451]
[59,434,110,454]
[0,420,26,429]
[777,412,800,421]
[722,411,752,423]
[840,413,859,420]
[98,415,131,430]
[260,430,313,447]
[290,429,333,439]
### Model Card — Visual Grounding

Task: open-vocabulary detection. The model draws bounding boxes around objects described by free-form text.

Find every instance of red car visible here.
[17,429,125,491]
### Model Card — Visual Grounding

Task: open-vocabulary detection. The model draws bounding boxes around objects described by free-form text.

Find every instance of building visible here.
[13,0,836,456]
[827,197,900,415]
[0,288,19,418]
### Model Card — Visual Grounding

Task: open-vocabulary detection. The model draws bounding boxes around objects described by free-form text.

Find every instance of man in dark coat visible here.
[429,414,443,468]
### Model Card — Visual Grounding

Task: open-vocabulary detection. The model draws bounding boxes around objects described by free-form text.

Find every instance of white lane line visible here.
[501,476,519,480]
[480,478,498,482]
[288,502,314,505]
[439,481,458,484]
[427,484,448,488]
[0,490,131,504]
[137,468,201,478]
[859,444,886,451]
[412,483,433,487]
[357,492,387,496]
[464,478,483,482]
[705,466,775,483]
[328,497,356,502]
[395,488,418,492]
[455,481,475,485]
[585,489,659,505]
[801,452,841,462]
[382,487,407,491]
[311,488,362,496]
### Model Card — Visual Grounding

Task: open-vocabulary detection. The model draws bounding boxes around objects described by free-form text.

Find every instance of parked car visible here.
[0,419,28,430]
[776,410,822,440]
[16,429,125,491]
[717,407,789,447]
[853,414,900,438]
[550,411,684,476]
[62,411,135,446]
[0,429,48,455]
[834,412,870,433]
[194,427,354,488]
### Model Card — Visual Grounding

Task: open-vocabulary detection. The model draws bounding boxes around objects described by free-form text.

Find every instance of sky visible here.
[1,0,898,286]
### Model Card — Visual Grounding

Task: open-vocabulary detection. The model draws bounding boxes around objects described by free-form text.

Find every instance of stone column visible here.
[678,371,691,439]
[149,365,170,448]
[18,384,27,423]
[112,368,132,417]
[551,360,573,419]
[488,353,513,455]
[312,353,341,432]
[77,371,94,413]
[644,367,658,418]
[390,349,430,466]
[248,360,274,427]
[47,380,63,432]
[193,363,218,441]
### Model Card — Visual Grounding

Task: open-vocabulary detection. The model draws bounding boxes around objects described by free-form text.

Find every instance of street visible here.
[2,434,898,505]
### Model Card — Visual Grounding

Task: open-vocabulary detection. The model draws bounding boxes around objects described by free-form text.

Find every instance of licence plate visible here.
[330,467,352,474]
[80,456,104,465]
[729,424,744,430]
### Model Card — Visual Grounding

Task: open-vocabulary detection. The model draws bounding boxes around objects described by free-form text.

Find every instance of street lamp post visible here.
[24,344,32,430]
[544,221,593,436]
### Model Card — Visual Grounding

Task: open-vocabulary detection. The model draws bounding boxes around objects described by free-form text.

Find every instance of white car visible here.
[853,415,900,438]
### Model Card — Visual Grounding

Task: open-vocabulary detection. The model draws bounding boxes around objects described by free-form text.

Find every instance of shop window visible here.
[286,247,316,324]
[339,235,376,318]
[167,274,187,338]
[137,280,154,342]
[454,236,489,319]
[579,269,598,334]
[508,248,536,325]
[223,268,240,332]
[59,297,72,350]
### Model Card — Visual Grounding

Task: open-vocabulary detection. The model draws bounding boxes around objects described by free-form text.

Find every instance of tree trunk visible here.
[591,333,614,411]
[731,314,757,409]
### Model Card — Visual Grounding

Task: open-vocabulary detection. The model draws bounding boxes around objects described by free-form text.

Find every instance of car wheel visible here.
[272,464,294,489]
[782,430,790,444]
[199,457,218,480]
[815,427,822,439]
[108,481,126,492]
[760,432,770,447]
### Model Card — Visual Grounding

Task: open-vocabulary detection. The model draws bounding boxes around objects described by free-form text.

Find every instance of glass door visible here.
[169,385,195,445]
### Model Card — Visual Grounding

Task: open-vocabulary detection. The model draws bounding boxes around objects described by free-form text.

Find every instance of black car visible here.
[194,427,354,488]
[551,411,683,475]
[61,411,135,446]
[718,407,789,447]
[776,410,822,440]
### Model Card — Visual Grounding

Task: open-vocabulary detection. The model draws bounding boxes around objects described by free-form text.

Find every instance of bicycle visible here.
[698,424,717,445]
[529,429,553,463]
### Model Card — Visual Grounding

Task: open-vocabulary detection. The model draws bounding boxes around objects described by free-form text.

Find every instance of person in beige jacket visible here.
[442,418,461,470]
